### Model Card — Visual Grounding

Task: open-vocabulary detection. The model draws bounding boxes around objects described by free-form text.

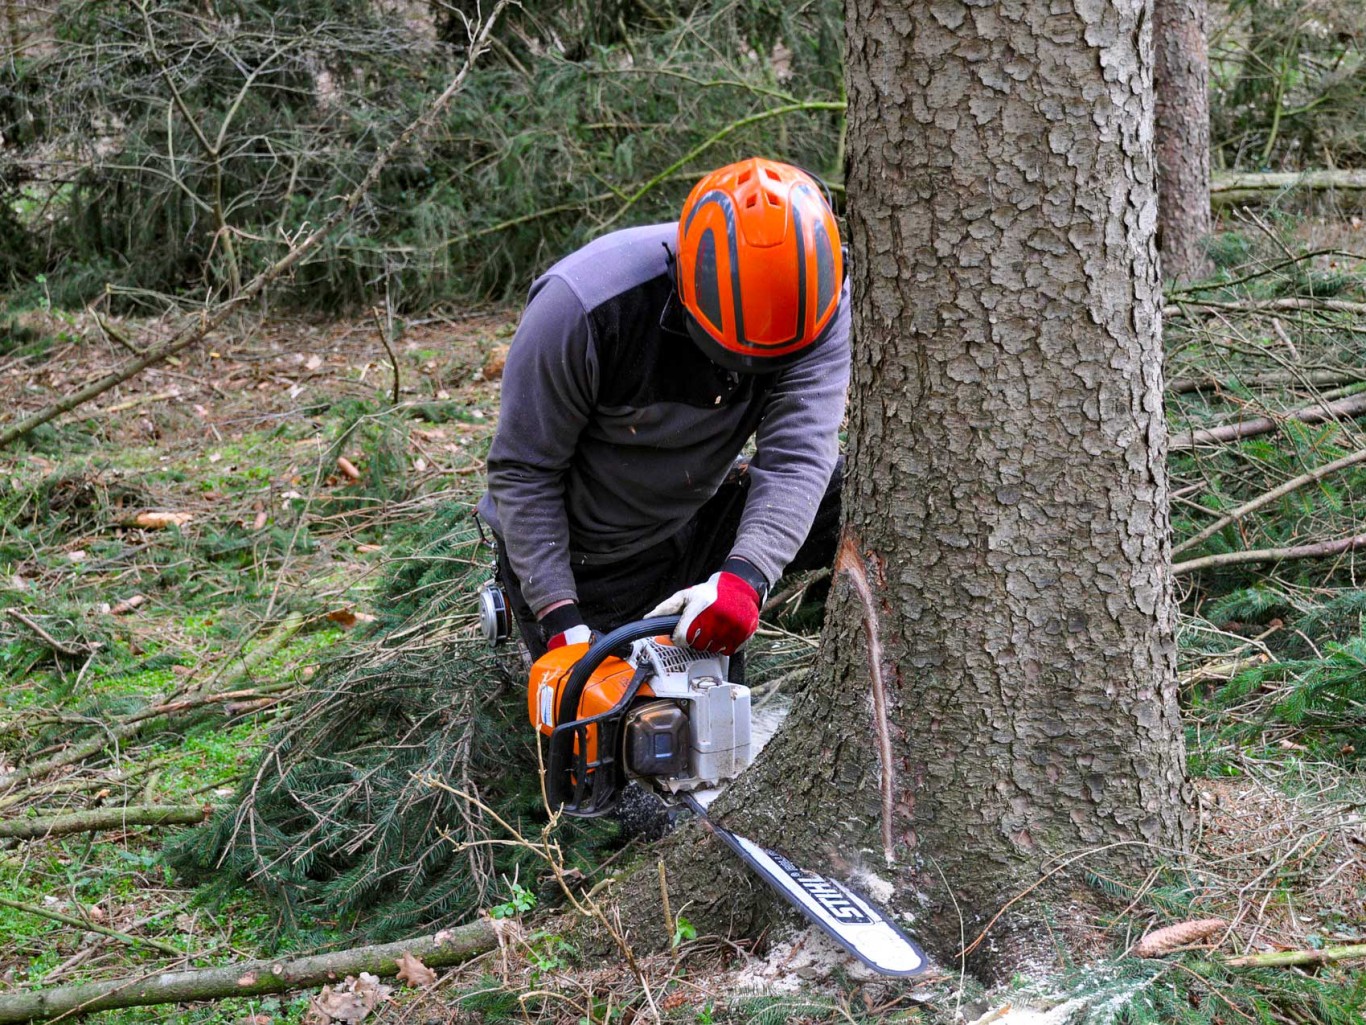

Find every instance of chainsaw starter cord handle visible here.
[556,615,681,729]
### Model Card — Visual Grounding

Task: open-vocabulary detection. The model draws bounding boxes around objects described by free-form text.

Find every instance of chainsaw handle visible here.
[555,615,681,729]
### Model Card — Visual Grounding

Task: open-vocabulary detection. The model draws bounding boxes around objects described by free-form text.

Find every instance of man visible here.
[477,157,850,661]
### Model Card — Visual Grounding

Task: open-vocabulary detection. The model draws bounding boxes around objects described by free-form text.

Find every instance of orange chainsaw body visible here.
[527,642,657,763]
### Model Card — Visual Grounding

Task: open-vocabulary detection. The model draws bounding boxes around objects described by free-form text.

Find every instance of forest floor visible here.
[2,216,1365,1025]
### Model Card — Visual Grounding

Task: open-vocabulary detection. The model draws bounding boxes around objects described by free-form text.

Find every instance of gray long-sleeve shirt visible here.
[477,222,850,614]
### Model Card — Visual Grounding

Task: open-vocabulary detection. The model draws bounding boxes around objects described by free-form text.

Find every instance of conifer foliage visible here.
[168,510,617,941]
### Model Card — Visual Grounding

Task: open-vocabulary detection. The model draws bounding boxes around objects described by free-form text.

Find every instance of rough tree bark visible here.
[652,0,1194,979]
[1154,0,1212,281]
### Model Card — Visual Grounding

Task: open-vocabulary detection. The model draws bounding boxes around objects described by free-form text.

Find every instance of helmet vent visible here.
[738,169,753,184]
[745,194,757,208]
[764,189,780,206]
[764,166,781,180]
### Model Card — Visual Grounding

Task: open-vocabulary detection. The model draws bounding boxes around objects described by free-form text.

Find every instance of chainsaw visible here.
[496,605,927,976]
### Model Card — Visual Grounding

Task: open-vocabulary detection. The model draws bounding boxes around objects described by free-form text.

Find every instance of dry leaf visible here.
[305,354,324,371]
[482,344,510,380]
[109,595,146,616]
[395,951,437,989]
[306,974,392,1024]
[67,550,88,563]
[336,457,361,481]
[356,544,382,554]
[253,503,268,531]
[661,992,689,1011]
[1133,919,1226,958]
[127,511,193,530]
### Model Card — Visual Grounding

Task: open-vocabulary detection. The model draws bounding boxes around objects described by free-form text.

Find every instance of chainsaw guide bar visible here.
[525,615,928,976]
[681,794,927,976]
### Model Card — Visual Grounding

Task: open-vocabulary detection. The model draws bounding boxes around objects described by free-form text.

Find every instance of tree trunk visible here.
[1154,0,1212,281]
[713,0,1192,977]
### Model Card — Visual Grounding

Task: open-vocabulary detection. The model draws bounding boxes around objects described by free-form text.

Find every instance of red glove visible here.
[540,604,592,651]
[648,565,763,655]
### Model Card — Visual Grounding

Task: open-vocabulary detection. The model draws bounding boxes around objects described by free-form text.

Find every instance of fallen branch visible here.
[1173,533,1366,575]
[0,803,211,840]
[0,897,184,960]
[1166,369,1364,396]
[0,613,302,791]
[1169,392,1366,451]
[1173,446,1366,556]
[0,1,511,450]
[1210,170,1366,207]
[1225,943,1366,968]
[1167,296,1366,319]
[0,923,496,1024]
[1,610,99,659]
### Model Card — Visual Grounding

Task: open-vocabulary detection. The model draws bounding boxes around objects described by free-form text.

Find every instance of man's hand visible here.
[648,567,762,655]
[539,603,592,651]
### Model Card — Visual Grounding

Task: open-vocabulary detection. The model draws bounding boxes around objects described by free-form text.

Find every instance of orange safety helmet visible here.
[676,158,843,372]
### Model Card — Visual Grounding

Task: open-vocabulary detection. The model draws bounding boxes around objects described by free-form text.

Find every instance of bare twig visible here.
[1167,297,1366,318]
[1165,368,1363,395]
[1173,446,1366,555]
[372,302,402,406]
[1169,392,1366,451]
[0,613,303,791]
[0,0,513,449]
[1225,944,1366,968]
[1173,533,1366,575]
[0,896,185,960]
[2,610,98,658]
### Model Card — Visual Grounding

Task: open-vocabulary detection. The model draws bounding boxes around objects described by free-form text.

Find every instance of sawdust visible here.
[732,926,885,995]
[848,865,896,905]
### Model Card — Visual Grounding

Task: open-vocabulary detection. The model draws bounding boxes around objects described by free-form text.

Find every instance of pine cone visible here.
[1133,919,1227,958]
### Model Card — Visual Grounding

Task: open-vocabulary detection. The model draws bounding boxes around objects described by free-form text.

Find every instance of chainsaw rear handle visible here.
[555,615,681,728]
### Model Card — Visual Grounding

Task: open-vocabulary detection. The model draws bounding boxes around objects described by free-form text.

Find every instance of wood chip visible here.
[326,609,377,629]
[126,511,193,530]
[109,595,146,616]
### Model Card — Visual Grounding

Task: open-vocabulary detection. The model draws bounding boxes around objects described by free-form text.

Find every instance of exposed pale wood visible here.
[1225,944,1366,968]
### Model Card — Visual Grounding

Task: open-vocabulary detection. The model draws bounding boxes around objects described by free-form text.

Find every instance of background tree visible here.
[708,0,1193,972]
[1155,0,1213,281]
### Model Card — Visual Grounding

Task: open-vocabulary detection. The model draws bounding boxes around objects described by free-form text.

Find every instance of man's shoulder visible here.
[537,223,675,315]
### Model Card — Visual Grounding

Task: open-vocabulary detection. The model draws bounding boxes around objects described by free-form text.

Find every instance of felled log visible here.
[0,922,497,1023]
[0,804,212,840]
[1211,170,1366,208]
